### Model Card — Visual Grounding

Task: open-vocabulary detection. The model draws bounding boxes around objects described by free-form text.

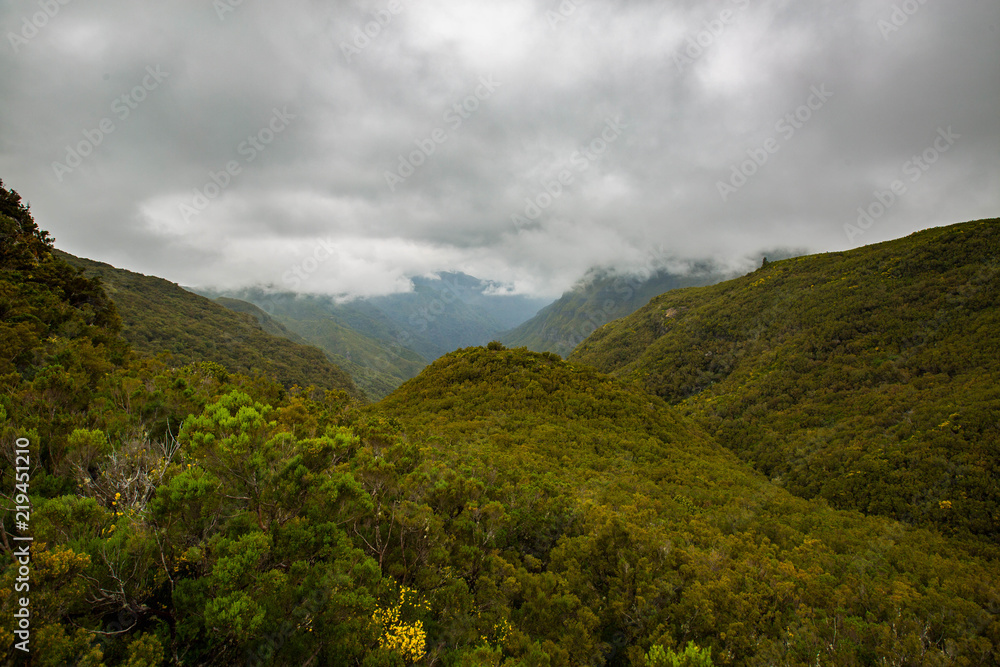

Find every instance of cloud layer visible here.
[1,0,997,297]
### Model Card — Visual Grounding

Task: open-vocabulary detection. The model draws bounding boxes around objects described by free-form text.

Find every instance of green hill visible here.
[198,288,430,400]
[501,267,723,357]
[3,178,999,665]
[201,276,548,400]
[571,219,1000,538]
[266,309,427,401]
[57,251,363,399]
[211,296,309,340]
[375,344,999,665]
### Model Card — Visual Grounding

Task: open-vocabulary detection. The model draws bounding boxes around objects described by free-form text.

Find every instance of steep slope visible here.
[57,251,363,399]
[571,219,1000,538]
[501,267,723,357]
[269,312,427,400]
[0,182,127,385]
[376,344,999,665]
[200,288,430,399]
[206,272,548,363]
[4,173,999,665]
[370,271,549,335]
[211,296,309,340]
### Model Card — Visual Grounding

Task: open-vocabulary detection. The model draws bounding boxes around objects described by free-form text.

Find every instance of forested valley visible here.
[2,181,998,665]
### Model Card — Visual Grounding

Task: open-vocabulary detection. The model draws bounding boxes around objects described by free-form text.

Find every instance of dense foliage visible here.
[58,252,362,401]
[0,182,127,390]
[571,219,1000,539]
[378,344,1000,665]
[2,183,998,666]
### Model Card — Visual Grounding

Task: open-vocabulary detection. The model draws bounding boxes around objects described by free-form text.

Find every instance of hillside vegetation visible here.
[203,274,547,398]
[502,268,722,357]
[201,289,431,400]
[269,311,427,400]
[3,180,998,665]
[375,344,1000,665]
[57,252,362,400]
[572,219,1000,539]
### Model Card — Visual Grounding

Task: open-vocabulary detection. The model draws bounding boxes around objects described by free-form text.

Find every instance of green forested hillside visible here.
[571,219,1000,538]
[203,273,548,393]
[269,313,427,401]
[3,180,999,666]
[501,268,722,357]
[211,296,309,340]
[377,344,1000,665]
[56,252,362,400]
[199,288,430,400]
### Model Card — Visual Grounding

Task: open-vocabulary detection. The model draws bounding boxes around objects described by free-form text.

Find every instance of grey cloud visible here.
[0,0,996,298]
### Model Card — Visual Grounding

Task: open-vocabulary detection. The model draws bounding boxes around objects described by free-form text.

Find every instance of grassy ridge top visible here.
[571,219,1000,537]
[379,344,733,489]
[57,251,364,400]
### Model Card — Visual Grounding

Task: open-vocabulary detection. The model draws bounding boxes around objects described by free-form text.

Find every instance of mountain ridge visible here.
[500,266,726,357]
[3,177,999,665]
[56,250,364,400]
[571,218,1000,538]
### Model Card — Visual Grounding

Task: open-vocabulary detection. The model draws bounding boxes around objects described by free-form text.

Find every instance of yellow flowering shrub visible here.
[372,586,427,663]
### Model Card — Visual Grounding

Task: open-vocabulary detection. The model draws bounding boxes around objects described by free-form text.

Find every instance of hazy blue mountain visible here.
[364,272,550,359]
[194,272,548,397]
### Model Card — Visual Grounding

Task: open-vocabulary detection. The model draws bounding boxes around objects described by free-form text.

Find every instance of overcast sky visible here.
[1,0,997,298]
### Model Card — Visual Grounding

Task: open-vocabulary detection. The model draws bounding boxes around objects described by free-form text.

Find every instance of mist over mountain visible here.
[573,218,1000,538]
[501,265,725,357]
[194,272,548,398]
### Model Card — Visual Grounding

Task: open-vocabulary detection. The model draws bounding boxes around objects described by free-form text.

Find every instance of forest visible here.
[571,220,1000,540]
[1,180,998,665]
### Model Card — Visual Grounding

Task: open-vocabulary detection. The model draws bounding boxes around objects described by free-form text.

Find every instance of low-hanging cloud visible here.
[1,0,997,298]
